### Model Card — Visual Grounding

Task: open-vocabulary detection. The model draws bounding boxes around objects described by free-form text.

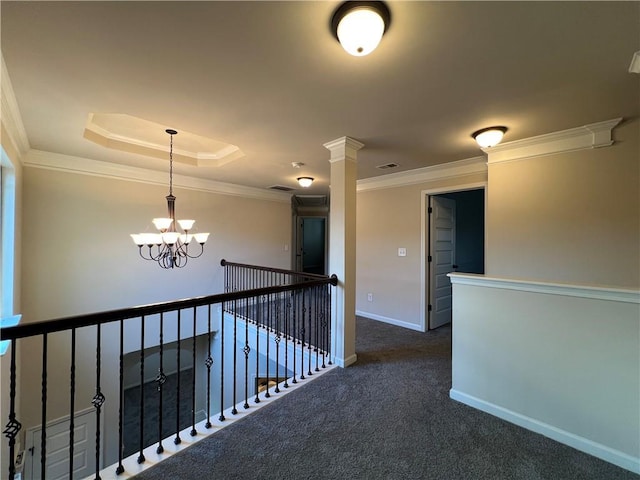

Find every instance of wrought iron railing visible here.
[0,260,337,480]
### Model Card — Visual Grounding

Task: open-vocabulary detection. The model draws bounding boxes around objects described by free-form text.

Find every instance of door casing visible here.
[421,183,487,331]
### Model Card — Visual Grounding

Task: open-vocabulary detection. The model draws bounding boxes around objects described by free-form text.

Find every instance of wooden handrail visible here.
[1,275,337,341]
[220,259,331,280]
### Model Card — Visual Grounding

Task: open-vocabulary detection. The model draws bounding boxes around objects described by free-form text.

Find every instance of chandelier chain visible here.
[169,132,174,196]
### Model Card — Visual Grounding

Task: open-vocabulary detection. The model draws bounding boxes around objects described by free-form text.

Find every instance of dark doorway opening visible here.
[437,189,485,274]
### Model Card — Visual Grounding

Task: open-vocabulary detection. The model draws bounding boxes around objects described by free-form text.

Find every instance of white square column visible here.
[324,136,363,367]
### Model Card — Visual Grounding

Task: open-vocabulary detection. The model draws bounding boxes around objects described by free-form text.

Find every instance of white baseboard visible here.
[449,389,640,475]
[334,353,358,368]
[356,311,424,332]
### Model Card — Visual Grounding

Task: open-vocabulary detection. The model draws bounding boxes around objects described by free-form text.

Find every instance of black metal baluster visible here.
[254,295,261,404]
[275,331,282,392]
[69,328,76,479]
[3,340,22,480]
[284,294,290,389]
[156,313,166,453]
[219,302,226,422]
[41,333,48,479]
[231,305,238,415]
[292,291,298,384]
[191,307,197,436]
[320,287,328,369]
[274,292,281,394]
[243,297,250,409]
[93,325,105,480]
[205,305,213,429]
[307,288,313,377]
[175,310,182,445]
[138,316,146,464]
[328,282,333,365]
[300,291,306,380]
[264,294,271,398]
[116,320,125,474]
[314,286,320,372]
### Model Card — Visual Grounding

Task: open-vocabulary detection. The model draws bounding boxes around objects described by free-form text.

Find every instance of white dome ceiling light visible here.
[297,177,314,188]
[331,1,391,57]
[471,126,508,148]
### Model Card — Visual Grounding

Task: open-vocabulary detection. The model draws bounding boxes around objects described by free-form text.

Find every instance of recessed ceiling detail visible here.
[83,113,244,167]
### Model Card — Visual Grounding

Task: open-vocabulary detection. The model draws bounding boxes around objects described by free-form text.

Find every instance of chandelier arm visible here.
[184,243,205,259]
[147,244,167,262]
[158,249,174,269]
[175,255,188,268]
[174,241,188,257]
[138,245,160,261]
[136,245,150,260]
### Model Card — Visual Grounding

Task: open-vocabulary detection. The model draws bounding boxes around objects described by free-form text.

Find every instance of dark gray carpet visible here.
[123,369,194,457]
[134,317,638,479]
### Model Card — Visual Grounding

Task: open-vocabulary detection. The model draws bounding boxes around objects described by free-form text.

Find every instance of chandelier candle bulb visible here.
[130,234,145,246]
[152,217,173,231]
[130,129,210,268]
[193,232,210,244]
[161,231,181,245]
[177,219,195,231]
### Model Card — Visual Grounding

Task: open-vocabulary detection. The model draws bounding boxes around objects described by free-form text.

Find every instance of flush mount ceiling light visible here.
[297,177,314,188]
[331,1,391,57]
[131,129,210,269]
[471,126,508,148]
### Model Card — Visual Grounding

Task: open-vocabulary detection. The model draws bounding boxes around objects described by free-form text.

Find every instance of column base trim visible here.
[334,353,358,368]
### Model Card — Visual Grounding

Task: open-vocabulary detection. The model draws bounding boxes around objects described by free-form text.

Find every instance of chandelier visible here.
[130,129,210,269]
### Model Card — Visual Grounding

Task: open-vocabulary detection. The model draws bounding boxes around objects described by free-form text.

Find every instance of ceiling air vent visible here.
[269,185,296,192]
[376,162,399,170]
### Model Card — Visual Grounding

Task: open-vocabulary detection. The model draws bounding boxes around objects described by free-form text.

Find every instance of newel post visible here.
[324,136,363,367]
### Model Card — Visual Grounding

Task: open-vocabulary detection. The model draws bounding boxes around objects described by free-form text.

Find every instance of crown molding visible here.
[485,118,623,165]
[1,54,30,159]
[357,156,487,192]
[23,150,292,204]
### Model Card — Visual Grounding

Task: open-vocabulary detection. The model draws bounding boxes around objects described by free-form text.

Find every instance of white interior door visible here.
[25,409,96,480]
[429,196,456,329]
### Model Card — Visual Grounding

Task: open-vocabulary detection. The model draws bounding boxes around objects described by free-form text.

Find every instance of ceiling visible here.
[2,1,638,196]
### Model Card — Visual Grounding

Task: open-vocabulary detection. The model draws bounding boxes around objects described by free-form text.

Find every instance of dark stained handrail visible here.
[1,275,337,341]
[220,259,329,280]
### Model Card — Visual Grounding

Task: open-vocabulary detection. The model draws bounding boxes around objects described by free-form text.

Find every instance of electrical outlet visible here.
[398,247,407,257]
[367,293,373,302]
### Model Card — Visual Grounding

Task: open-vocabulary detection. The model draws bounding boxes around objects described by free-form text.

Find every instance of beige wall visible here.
[356,173,487,329]
[21,167,291,321]
[18,165,292,465]
[450,276,639,471]
[355,118,638,331]
[486,119,639,288]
